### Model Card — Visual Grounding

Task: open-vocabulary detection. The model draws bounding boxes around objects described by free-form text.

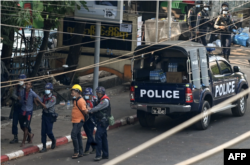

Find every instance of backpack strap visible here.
[75,97,89,121]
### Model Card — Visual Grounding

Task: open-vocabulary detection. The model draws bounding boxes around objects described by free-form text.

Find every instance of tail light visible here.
[130,86,135,101]
[186,88,193,103]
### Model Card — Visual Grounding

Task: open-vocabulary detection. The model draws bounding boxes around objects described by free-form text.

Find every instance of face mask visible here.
[196,5,200,7]
[223,11,228,15]
[19,81,24,86]
[204,7,209,11]
[72,96,76,99]
[84,96,90,100]
[45,90,51,95]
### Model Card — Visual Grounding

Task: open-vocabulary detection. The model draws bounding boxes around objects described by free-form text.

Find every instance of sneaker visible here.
[90,148,96,154]
[82,151,90,156]
[40,148,47,153]
[94,157,102,161]
[9,138,18,144]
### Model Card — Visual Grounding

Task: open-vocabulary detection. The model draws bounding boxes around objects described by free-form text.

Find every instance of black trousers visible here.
[221,34,231,58]
[71,121,84,154]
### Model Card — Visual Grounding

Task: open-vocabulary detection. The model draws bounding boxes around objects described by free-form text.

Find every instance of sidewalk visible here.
[1,85,135,159]
[212,45,250,68]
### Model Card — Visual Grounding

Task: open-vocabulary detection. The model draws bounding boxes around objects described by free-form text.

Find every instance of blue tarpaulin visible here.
[233,32,249,47]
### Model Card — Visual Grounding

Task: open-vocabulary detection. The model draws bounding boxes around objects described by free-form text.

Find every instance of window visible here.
[218,61,232,74]
[210,62,220,75]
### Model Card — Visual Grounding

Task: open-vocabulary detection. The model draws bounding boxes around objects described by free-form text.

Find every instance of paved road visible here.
[4,66,250,165]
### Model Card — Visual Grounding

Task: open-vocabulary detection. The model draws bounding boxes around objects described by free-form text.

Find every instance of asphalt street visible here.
[4,62,250,165]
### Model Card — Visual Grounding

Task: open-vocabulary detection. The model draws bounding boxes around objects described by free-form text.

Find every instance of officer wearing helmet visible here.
[10,74,32,144]
[214,3,236,62]
[82,87,97,156]
[88,86,111,161]
[35,83,57,153]
[70,84,88,159]
[196,1,212,46]
[188,1,203,42]
[219,2,233,20]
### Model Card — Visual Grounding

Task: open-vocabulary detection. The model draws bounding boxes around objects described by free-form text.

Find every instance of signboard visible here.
[120,24,132,32]
[75,1,123,23]
[137,16,142,46]
[63,18,132,51]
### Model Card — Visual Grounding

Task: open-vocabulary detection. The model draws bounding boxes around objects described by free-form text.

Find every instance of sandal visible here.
[72,153,79,159]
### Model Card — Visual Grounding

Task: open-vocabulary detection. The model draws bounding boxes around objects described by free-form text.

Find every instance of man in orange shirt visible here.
[70,84,88,159]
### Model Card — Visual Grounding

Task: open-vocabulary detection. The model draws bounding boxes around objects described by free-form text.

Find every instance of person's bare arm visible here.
[172,10,180,19]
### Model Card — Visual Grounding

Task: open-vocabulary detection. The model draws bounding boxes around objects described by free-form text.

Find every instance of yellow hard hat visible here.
[71,84,82,93]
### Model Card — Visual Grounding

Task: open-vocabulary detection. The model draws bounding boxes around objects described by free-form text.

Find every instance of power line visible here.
[1,1,249,84]
[2,16,249,88]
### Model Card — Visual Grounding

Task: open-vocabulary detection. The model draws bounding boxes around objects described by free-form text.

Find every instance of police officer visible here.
[82,87,97,155]
[10,74,32,143]
[88,86,110,161]
[35,83,57,153]
[219,2,233,21]
[188,1,203,42]
[196,2,211,46]
[214,5,236,62]
[219,2,235,55]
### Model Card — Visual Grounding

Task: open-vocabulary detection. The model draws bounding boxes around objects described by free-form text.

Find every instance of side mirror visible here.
[233,66,240,72]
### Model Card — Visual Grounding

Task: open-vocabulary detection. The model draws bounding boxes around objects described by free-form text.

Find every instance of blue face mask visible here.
[45,90,51,95]
[84,95,90,100]
[72,96,76,99]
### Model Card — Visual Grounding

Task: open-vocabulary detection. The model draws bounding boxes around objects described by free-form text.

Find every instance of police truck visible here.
[130,41,248,130]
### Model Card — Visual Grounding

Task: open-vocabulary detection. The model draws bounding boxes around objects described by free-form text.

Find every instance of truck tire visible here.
[231,89,247,117]
[137,110,155,128]
[195,101,211,130]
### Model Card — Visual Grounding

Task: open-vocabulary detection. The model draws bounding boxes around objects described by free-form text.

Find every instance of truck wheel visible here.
[137,110,155,128]
[195,101,211,130]
[231,89,247,117]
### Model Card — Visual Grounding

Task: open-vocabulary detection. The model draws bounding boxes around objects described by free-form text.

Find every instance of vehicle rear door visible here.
[217,60,237,101]
[209,61,224,105]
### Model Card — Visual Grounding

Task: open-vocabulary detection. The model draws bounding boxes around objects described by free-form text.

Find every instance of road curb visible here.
[1,115,138,163]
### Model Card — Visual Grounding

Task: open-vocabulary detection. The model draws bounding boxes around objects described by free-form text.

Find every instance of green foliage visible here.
[1,1,42,45]
[42,1,88,29]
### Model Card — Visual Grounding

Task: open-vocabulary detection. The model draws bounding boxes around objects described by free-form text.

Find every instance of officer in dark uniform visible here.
[196,2,212,46]
[88,86,110,161]
[35,83,57,153]
[82,87,97,156]
[214,6,236,62]
[188,1,203,42]
[10,74,32,143]
[218,2,236,56]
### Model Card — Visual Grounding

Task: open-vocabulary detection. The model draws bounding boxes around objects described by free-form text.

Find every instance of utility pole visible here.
[155,0,159,43]
[93,22,101,95]
[168,0,172,39]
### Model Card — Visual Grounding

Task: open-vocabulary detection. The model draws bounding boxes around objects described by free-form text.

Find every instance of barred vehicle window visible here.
[210,61,220,75]
[218,61,232,74]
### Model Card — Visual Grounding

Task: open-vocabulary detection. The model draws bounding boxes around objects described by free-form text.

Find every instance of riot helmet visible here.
[222,6,229,15]
[220,2,229,14]
[203,2,210,11]
[221,2,229,8]
[195,1,203,8]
